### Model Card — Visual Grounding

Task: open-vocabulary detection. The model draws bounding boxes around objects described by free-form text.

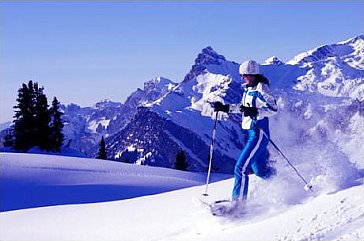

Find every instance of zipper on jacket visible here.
[243,87,249,107]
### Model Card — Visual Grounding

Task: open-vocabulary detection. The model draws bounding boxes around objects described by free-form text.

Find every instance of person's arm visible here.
[258,84,278,118]
[229,84,247,114]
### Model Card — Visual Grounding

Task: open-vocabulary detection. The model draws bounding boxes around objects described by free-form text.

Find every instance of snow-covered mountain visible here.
[59,77,177,155]
[106,35,363,174]
[1,36,363,175]
[61,100,124,155]
[287,35,364,99]
[107,46,244,172]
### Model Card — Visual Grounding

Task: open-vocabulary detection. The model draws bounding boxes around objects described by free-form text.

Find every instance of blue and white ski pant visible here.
[232,119,272,201]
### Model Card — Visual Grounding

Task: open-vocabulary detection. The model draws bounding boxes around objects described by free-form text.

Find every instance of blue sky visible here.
[1,1,363,123]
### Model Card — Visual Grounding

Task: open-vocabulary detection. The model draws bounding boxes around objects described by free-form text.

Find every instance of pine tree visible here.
[96,136,107,159]
[49,97,64,152]
[12,81,64,152]
[34,84,51,150]
[121,158,130,163]
[3,128,14,147]
[13,81,36,150]
[175,149,189,171]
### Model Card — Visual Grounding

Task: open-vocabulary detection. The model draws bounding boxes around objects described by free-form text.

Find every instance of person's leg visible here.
[251,148,273,179]
[232,129,264,201]
[250,138,277,179]
[251,118,275,179]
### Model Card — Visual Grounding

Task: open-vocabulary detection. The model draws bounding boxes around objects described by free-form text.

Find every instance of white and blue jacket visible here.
[230,82,278,130]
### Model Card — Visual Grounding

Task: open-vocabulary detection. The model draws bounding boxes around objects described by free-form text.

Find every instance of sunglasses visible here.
[240,74,254,78]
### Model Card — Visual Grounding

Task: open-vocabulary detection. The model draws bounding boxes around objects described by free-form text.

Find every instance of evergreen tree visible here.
[34,84,51,150]
[12,81,63,152]
[121,158,130,163]
[3,128,14,147]
[96,136,107,159]
[49,97,64,152]
[13,81,36,150]
[175,149,189,171]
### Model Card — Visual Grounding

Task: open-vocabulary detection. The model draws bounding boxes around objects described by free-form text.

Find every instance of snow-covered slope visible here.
[1,152,363,241]
[0,152,228,211]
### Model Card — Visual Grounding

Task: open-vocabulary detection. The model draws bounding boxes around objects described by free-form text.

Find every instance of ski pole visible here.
[203,110,219,196]
[251,118,313,192]
[261,129,313,191]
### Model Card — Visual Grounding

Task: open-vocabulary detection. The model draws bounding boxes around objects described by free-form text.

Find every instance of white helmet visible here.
[239,60,260,75]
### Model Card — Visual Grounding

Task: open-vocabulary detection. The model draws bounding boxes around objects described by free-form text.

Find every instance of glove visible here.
[240,104,258,117]
[213,101,230,113]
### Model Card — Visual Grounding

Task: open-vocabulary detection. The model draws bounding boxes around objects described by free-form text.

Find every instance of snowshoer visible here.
[213,60,278,210]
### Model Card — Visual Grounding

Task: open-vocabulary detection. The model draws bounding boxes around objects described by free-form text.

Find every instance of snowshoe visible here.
[195,198,245,217]
[210,200,240,216]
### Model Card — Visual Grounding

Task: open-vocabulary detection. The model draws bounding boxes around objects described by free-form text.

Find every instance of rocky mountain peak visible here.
[339,35,364,45]
[198,46,226,64]
[183,46,226,82]
[264,56,285,65]
[94,99,122,109]
[143,77,176,92]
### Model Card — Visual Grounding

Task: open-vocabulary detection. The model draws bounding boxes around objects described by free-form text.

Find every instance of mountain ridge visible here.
[104,35,363,172]
[1,35,363,173]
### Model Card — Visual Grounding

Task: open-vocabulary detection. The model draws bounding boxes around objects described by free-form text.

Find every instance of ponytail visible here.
[256,74,270,87]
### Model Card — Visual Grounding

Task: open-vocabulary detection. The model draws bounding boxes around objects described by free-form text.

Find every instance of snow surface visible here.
[1,152,363,241]
[1,36,363,240]
[0,152,228,211]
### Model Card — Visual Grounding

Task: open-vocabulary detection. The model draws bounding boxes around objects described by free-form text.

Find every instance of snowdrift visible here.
[1,152,364,241]
[0,153,229,211]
